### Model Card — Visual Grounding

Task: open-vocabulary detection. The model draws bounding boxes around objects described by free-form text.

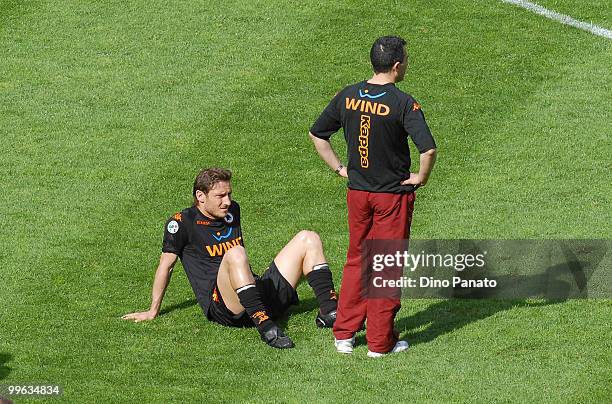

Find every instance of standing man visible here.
[309,36,437,357]
[122,168,338,349]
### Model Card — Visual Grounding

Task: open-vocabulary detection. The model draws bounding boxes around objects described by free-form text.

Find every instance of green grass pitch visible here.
[0,0,610,402]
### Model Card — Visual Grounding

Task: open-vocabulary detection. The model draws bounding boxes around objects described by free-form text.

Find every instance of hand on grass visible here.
[121,310,157,322]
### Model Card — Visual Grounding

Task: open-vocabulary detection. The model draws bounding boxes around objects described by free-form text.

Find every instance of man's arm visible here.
[121,252,178,322]
[309,132,348,178]
[400,148,437,186]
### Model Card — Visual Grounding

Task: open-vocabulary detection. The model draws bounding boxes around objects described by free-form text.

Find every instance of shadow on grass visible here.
[275,298,319,329]
[159,298,198,316]
[288,297,319,315]
[355,257,595,347]
[395,254,602,345]
[395,299,559,346]
[353,299,560,348]
[0,353,12,380]
[157,296,318,328]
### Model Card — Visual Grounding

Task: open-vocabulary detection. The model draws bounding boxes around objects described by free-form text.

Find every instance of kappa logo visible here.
[173,213,183,222]
[167,220,179,234]
[412,102,421,111]
[251,310,270,325]
[359,114,371,168]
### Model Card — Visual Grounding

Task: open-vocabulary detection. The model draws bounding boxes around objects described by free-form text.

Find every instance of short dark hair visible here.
[193,167,232,204]
[370,36,407,74]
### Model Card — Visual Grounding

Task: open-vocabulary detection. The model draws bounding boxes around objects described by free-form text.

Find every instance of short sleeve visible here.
[402,100,436,153]
[310,91,343,139]
[162,213,188,255]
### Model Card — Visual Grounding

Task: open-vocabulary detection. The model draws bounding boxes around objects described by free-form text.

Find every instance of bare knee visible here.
[221,246,254,286]
[296,230,322,248]
[223,245,248,267]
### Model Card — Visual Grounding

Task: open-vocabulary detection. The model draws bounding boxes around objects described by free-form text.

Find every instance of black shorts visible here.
[207,261,299,327]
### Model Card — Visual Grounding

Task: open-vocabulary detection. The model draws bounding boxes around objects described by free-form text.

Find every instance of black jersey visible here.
[162,202,243,314]
[310,81,436,193]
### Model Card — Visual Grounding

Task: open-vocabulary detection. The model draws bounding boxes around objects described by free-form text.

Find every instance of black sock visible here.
[306,264,338,315]
[236,284,274,333]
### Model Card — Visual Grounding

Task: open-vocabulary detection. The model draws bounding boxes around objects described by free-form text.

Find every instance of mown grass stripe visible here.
[502,0,612,39]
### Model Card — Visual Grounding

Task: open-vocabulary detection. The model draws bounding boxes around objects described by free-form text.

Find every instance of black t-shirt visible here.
[310,81,436,193]
[162,202,243,314]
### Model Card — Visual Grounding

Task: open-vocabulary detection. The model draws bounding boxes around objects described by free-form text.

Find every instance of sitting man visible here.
[122,167,338,349]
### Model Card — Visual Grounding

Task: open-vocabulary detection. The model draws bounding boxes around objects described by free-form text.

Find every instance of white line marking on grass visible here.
[501,0,612,39]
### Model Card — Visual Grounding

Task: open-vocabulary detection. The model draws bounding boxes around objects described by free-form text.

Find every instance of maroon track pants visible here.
[333,189,415,353]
